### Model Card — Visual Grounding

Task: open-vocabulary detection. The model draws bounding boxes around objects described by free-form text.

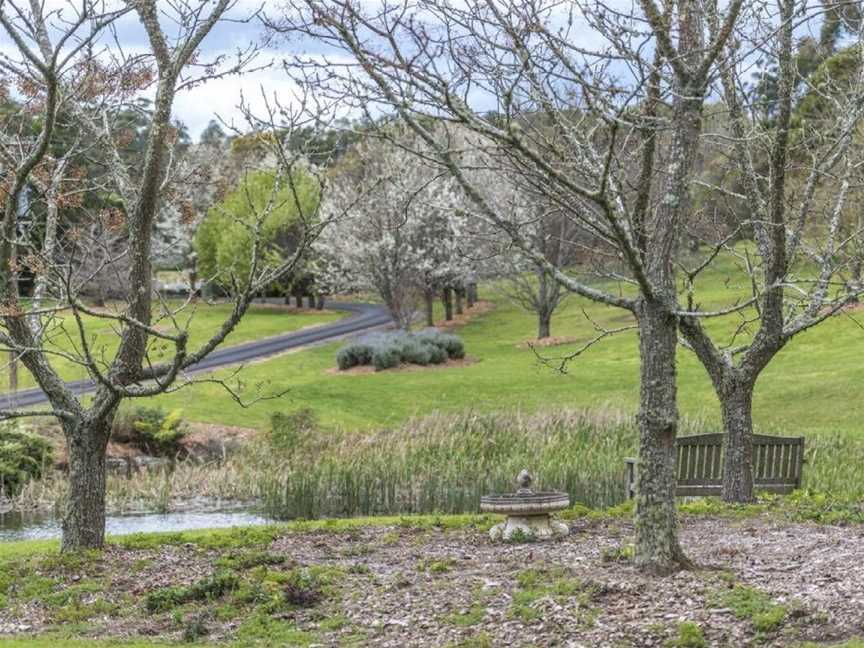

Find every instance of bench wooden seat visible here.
[625,433,805,499]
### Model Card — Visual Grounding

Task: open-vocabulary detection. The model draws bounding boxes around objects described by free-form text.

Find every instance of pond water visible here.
[0,508,273,542]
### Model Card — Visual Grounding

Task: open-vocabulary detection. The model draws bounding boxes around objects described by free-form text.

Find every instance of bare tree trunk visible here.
[454,287,464,315]
[468,282,478,305]
[189,269,199,299]
[424,289,435,326]
[316,294,325,310]
[306,294,315,309]
[294,290,303,308]
[679,317,759,504]
[8,352,17,402]
[441,287,454,321]
[720,377,756,502]
[849,255,862,303]
[634,299,689,574]
[62,416,113,551]
[537,271,553,339]
[538,310,551,339]
[31,155,66,316]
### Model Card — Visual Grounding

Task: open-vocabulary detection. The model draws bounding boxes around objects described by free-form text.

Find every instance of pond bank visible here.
[0,505,271,542]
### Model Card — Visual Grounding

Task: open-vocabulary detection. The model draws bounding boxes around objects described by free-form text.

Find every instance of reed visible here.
[10,408,864,518]
[261,408,675,518]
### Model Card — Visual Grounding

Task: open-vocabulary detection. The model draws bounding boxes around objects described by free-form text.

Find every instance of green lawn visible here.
[3,302,343,391]
[7,249,864,438]
[138,253,864,438]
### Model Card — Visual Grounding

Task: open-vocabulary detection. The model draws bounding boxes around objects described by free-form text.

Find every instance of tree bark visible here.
[424,290,435,326]
[454,287,464,315]
[538,310,551,339]
[316,294,325,310]
[306,294,315,309]
[294,290,303,308]
[633,299,690,574]
[720,378,756,502]
[62,417,113,551]
[849,256,862,303]
[468,282,478,305]
[679,316,760,505]
[442,287,454,321]
[8,352,17,400]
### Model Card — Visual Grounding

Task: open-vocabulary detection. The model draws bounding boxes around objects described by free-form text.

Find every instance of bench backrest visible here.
[626,433,805,498]
[675,433,805,496]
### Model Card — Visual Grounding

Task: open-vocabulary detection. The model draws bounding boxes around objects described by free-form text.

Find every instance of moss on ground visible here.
[1,504,862,647]
[710,584,788,633]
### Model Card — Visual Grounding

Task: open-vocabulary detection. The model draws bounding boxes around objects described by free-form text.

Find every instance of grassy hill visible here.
[134,253,864,439]
[3,303,343,391]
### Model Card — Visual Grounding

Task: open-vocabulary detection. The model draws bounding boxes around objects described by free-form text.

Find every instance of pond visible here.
[0,507,273,542]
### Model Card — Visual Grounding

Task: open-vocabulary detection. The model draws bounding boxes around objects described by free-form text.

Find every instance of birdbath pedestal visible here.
[481,470,570,541]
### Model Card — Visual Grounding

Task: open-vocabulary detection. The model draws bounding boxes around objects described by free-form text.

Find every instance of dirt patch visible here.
[181,422,260,460]
[435,300,495,330]
[516,335,581,349]
[1,515,861,646]
[325,356,478,376]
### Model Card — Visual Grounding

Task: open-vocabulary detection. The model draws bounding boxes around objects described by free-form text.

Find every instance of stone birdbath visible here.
[481,470,570,541]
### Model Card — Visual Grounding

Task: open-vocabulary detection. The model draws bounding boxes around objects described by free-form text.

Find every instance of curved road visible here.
[0,301,391,410]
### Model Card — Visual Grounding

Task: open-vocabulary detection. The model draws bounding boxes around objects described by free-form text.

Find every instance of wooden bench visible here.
[625,433,805,498]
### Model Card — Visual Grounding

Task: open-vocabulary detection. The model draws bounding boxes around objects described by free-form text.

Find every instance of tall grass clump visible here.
[11,407,864,519]
[336,329,464,371]
[258,411,864,520]
[260,408,650,519]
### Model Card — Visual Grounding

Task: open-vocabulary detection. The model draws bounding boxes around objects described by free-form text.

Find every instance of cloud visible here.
[173,56,302,137]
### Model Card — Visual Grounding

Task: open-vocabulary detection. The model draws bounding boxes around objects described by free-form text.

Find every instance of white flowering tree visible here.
[316,129,470,328]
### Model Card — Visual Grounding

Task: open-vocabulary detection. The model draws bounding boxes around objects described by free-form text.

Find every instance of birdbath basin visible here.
[481,470,569,541]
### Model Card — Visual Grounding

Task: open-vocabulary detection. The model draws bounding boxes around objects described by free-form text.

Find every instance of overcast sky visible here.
[0,1,308,140]
[114,1,302,139]
[2,0,829,141]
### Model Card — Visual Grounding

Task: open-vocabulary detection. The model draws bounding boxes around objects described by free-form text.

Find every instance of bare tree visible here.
[495,209,578,340]
[676,4,864,502]
[0,0,328,550]
[271,0,745,573]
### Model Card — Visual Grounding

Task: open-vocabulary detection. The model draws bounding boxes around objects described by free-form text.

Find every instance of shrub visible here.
[425,344,448,364]
[438,333,465,359]
[400,340,432,366]
[415,329,465,359]
[336,330,466,371]
[336,343,374,370]
[0,427,53,497]
[113,407,188,457]
[372,346,401,371]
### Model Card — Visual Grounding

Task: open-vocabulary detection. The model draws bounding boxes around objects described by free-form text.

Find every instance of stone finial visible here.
[516,469,533,493]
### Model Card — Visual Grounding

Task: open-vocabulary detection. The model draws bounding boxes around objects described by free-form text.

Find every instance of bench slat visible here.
[624,434,805,499]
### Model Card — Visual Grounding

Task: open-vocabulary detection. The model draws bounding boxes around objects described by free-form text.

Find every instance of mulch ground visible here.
[2,515,862,646]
